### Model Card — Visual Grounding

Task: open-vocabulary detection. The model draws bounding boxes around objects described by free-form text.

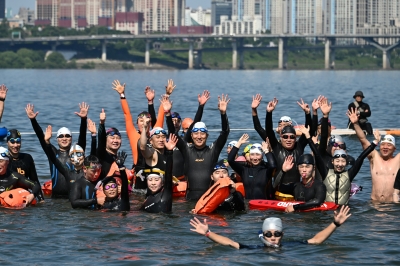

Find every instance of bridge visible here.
[1,33,399,69]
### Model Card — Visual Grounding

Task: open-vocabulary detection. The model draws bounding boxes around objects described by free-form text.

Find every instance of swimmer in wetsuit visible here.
[6,129,45,201]
[0,147,40,204]
[25,103,89,198]
[190,205,352,249]
[228,134,277,199]
[140,134,177,213]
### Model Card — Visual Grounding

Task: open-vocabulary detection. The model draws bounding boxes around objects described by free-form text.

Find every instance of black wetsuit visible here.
[0,169,41,197]
[348,101,372,134]
[239,241,308,249]
[228,146,277,199]
[140,149,173,213]
[216,191,245,212]
[99,170,130,212]
[393,169,400,190]
[30,117,87,198]
[266,111,311,195]
[97,123,117,181]
[9,153,44,201]
[176,113,230,200]
[69,177,97,209]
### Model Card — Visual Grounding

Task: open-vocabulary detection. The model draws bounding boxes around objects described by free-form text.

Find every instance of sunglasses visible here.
[104,183,117,190]
[151,129,167,137]
[58,134,72,139]
[9,138,21,144]
[332,143,346,149]
[70,152,84,158]
[192,128,208,133]
[263,231,283,238]
[282,135,296,140]
[333,154,347,159]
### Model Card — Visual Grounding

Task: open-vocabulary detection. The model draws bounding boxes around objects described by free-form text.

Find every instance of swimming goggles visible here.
[333,154,347,159]
[85,163,102,170]
[213,164,228,171]
[191,128,208,133]
[151,129,167,137]
[171,113,181,120]
[104,183,117,190]
[58,134,72,139]
[282,134,296,140]
[0,152,9,158]
[227,143,235,148]
[107,131,121,137]
[137,112,151,119]
[70,152,84,158]
[263,231,283,238]
[332,143,346,149]
[250,145,263,151]
[8,138,21,144]
[279,119,291,123]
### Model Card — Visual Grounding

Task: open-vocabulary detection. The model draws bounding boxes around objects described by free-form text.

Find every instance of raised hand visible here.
[320,97,332,116]
[218,94,230,113]
[165,79,176,95]
[142,116,151,132]
[100,108,106,124]
[267,98,278,112]
[144,86,155,102]
[25,103,39,119]
[198,90,210,106]
[164,134,178,150]
[261,140,270,153]
[373,130,381,143]
[87,118,96,134]
[251,94,262,109]
[112,80,125,94]
[190,217,209,236]
[297,98,310,114]
[333,205,352,226]
[115,151,127,167]
[346,107,358,124]
[312,95,324,111]
[160,94,172,112]
[238,133,249,145]
[282,155,294,172]
[299,125,311,138]
[44,125,52,142]
[0,84,8,100]
[75,102,89,118]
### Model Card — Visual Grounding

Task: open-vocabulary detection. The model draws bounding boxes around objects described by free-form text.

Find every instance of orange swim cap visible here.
[182,118,193,130]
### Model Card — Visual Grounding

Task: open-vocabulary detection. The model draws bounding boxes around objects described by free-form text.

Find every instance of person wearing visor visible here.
[175,94,230,201]
[190,205,351,249]
[6,129,44,201]
[25,102,88,198]
[0,146,41,205]
[228,133,277,199]
[348,108,400,202]
[69,155,102,209]
[140,134,177,213]
[264,97,311,197]
[347,91,373,135]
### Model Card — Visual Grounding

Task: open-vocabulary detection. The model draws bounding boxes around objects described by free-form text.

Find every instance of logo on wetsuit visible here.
[17,168,25,175]
[195,159,204,162]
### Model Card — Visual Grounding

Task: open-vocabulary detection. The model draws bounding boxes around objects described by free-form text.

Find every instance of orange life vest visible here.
[193,177,232,214]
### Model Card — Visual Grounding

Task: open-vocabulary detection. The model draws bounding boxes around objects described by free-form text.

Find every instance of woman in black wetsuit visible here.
[140,134,177,213]
[228,133,277,199]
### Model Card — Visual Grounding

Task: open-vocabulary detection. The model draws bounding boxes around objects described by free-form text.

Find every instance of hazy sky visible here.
[7,0,211,13]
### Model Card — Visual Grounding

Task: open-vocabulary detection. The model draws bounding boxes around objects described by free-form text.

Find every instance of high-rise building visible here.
[133,0,185,33]
[211,0,232,26]
[269,0,292,34]
[36,0,59,26]
[324,0,357,35]
[86,0,99,26]
[232,0,265,25]
[18,7,36,25]
[0,0,5,19]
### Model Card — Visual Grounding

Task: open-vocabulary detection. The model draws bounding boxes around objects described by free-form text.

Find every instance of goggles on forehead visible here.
[332,143,346,149]
[137,112,151,119]
[171,113,181,120]
[279,119,291,123]
[85,163,102,170]
[107,131,121,137]
[151,129,167,137]
[382,137,394,143]
[0,152,9,158]
[333,154,347,159]
[191,128,208,133]
[70,152,84,158]
[250,145,262,151]
[213,164,228,171]
[8,138,21,144]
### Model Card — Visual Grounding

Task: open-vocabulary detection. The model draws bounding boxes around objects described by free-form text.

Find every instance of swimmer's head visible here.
[277,116,292,134]
[137,111,151,132]
[171,112,182,131]
[0,147,9,175]
[249,143,263,166]
[106,128,122,152]
[259,217,283,247]
[191,122,208,149]
[83,155,101,182]
[149,127,167,149]
[297,154,315,180]
[281,126,296,150]
[56,127,72,150]
[328,135,346,156]
[227,140,237,154]
[7,129,22,155]
[181,118,193,133]
[332,150,347,173]
[146,169,165,194]
[69,144,84,166]
[211,161,229,183]
[102,175,118,199]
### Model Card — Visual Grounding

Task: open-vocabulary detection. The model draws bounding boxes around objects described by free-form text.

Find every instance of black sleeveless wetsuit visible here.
[0,169,41,197]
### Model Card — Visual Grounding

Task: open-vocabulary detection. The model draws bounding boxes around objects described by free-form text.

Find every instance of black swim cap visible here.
[7,129,21,141]
[297,154,315,165]
[212,160,229,174]
[137,111,151,120]
[106,127,120,137]
[281,126,296,135]
[102,176,117,186]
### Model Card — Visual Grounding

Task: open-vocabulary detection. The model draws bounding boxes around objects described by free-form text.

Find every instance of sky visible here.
[7,0,211,14]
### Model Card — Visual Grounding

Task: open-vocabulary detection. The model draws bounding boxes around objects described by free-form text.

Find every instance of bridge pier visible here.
[278,38,287,69]
[145,40,150,67]
[101,40,107,61]
[325,38,336,69]
[232,39,238,69]
[188,41,194,69]
[363,38,400,69]
[194,50,202,68]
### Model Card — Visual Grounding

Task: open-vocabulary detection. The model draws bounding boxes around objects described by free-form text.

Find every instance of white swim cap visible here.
[381,135,395,146]
[262,217,283,232]
[57,127,71,138]
[192,122,207,131]
[0,147,10,161]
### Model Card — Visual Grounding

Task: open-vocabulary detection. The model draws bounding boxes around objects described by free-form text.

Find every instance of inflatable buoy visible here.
[0,127,7,140]
[0,188,37,209]
[173,181,187,198]
[42,180,52,196]
[249,200,338,212]
[275,191,294,201]
[235,182,245,197]
[193,177,232,214]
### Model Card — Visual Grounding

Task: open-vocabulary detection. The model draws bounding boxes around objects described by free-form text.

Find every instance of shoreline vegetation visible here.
[1,22,400,70]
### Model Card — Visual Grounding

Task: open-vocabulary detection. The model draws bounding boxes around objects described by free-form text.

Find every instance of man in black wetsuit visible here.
[190,205,351,249]
[25,103,88,198]
[6,129,44,201]
[0,147,40,204]
[176,94,230,201]
[347,90,372,135]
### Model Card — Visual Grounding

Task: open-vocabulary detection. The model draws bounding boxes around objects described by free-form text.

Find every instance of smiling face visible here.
[7,140,21,157]
[57,135,72,150]
[379,142,396,159]
[281,133,296,150]
[249,152,263,166]
[103,182,118,199]
[147,175,163,193]
[106,135,122,153]
[332,157,347,172]
[191,131,208,149]
[150,134,166,150]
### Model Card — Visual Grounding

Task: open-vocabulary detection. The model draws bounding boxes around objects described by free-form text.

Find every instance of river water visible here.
[0,70,399,265]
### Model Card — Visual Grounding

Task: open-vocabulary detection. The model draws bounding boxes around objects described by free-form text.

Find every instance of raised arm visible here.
[273,155,294,188]
[144,86,157,127]
[139,116,154,159]
[163,134,177,193]
[265,98,279,149]
[212,94,230,154]
[161,95,175,134]
[252,94,267,141]
[75,102,89,151]
[0,84,8,122]
[115,151,130,212]
[44,125,70,181]
[87,118,97,156]
[25,103,50,154]
[228,134,249,176]
[347,107,371,151]
[310,95,323,137]
[97,109,107,160]
[296,98,312,148]
[319,97,331,154]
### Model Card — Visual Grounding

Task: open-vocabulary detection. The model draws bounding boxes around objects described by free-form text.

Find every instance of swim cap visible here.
[192,122,207,131]
[106,127,121,137]
[243,144,253,154]
[102,176,117,186]
[181,118,193,130]
[262,217,283,232]
[137,111,151,120]
[249,143,262,155]
[227,141,237,147]
[212,160,229,173]
[150,127,167,138]
[382,135,395,146]
[0,147,9,161]
[281,126,296,135]
[140,168,165,181]
[57,127,71,138]
[171,112,181,120]
[329,135,344,144]
[69,144,84,155]
[7,129,21,141]
[279,116,292,123]
[297,154,315,165]
[333,149,347,158]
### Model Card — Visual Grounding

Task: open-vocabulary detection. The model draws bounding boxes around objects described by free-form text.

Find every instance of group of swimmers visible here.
[0,82,399,249]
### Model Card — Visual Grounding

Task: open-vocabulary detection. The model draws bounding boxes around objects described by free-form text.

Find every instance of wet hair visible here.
[84,155,100,167]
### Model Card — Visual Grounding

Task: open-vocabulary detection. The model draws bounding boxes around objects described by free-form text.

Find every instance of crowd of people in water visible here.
[0,81,398,249]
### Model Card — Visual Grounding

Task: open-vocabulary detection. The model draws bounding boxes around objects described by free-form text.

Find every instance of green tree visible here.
[46,52,66,68]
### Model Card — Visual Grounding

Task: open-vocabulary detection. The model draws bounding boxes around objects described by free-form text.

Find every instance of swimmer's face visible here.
[298,164,314,179]
[106,135,122,152]
[281,133,296,150]
[332,158,347,172]
[211,169,229,182]
[263,229,283,246]
[84,163,101,182]
[150,134,166,149]
[57,134,72,150]
[137,117,151,133]
[103,182,118,199]
[7,139,21,156]
[249,153,263,166]
[147,175,163,193]
[191,132,208,149]
[380,142,396,159]
[0,159,9,175]
[69,152,84,167]
[172,118,181,131]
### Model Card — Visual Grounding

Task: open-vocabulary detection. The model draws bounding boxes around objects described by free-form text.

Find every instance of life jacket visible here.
[193,177,232,214]
[173,181,187,198]
[107,162,134,182]
[42,180,52,196]
[235,182,245,197]
[324,169,350,205]
[0,188,37,209]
